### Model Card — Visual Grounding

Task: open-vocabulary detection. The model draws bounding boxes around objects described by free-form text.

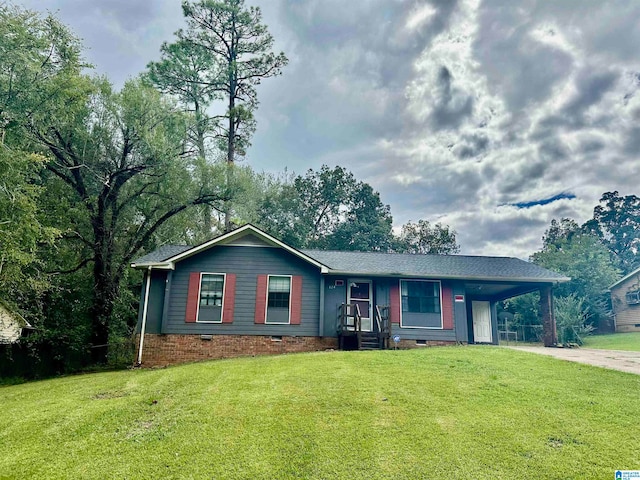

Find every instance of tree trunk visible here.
[90,207,119,364]
[195,102,212,235]
[90,255,119,363]
[224,60,236,232]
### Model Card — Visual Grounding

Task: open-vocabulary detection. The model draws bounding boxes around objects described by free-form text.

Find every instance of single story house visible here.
[0,301,32,344]
[609,266,640,332]
[131,224,569,366]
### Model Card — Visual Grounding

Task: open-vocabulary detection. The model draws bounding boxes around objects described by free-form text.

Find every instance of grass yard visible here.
[1,347,639,480]
[582,332,640,351]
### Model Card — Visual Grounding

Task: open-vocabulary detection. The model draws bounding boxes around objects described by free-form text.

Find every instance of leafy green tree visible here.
[328,182,394,252]
[244,171,309,247]
[146,36,222,234]
[583,191,640,274]
[0,147,56,307]
[531,225,619,329]
[542,218,581,248]
[0,4,86,138]
[30,78,228,361]
[291,165,354,247]
[252,165,394,251]
[0,4,82,312]
[501,292,542,340]
[393,220,460,254]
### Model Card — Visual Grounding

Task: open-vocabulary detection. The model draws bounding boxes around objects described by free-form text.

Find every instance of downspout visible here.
[319,276,325,337]
[137,266,152,365]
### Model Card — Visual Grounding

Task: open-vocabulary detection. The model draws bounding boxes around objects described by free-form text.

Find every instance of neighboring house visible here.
[0,301,32,344]
[609,266,640,332]
[131,224,569,367]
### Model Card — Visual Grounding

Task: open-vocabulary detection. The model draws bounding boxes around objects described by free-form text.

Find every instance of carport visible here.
[464,281,558,347]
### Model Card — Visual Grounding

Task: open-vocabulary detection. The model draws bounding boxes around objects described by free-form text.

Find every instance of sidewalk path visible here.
[506,346,640,375]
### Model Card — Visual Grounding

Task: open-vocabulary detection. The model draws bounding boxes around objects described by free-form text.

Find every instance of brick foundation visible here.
[136,334,338,367]
[396,339,459,349]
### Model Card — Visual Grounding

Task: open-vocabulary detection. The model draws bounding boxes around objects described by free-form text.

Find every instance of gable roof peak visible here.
[131,224,329,272]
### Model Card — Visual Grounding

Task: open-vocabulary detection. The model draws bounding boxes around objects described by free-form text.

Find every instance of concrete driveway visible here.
[507,346,640,375]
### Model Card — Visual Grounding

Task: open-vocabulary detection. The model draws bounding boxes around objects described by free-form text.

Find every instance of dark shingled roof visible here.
[131,242,568,283]
[301,250,568,282]
[132,245,190,265]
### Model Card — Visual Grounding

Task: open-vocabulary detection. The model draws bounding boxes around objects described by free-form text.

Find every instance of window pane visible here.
[200,274,224,306]
[268,276,290,293]
[268,276,291,310]
[350,282,369,299]
[401,280,441,314]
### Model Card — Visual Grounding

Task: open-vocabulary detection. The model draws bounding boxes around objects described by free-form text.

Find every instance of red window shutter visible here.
[185,272,200,323]
[255,274,268,324]
[222,273,236,323]
[290,276,303,325]
[442,284,454,330]
[389,281,401,324]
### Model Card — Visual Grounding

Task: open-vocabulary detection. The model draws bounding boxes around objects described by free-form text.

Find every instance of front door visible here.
[348,280,373,332]
[472,301,492,343]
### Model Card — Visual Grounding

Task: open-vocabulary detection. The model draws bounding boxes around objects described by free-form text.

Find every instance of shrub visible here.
[555,294,594,345]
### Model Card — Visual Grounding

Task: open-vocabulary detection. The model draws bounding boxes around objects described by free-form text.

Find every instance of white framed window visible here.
[265,275,291,324]
[626,290,640,305]
[400,279,443,329]
[196,273,226,323]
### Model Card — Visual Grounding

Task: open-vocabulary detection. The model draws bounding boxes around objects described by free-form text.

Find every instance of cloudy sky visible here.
[20,0,640,258]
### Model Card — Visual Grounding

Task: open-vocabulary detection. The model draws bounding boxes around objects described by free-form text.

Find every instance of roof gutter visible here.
[322,271,571,283]
[130,262,174,270]
[136,266,153,366]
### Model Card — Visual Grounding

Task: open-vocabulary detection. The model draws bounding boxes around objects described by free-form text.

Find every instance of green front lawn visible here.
[583,332,640,351]
[1,347,639,479]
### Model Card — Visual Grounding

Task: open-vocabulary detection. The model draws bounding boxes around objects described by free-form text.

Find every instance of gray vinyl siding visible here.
[323,276,348,336]
[452,282,468,342]
[377,277,456,342]
[164,246,321,336]
[322,276,461,342]
[137,270,167,334]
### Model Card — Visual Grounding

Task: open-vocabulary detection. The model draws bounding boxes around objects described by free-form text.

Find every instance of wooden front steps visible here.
[337,303,391,351]
[359,332,383,350]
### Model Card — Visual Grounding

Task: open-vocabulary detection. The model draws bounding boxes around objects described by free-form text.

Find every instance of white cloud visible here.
[20,0,640,259]
[405,4,437,31]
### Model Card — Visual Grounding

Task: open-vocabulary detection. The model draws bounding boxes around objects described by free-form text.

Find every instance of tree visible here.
[583,191,640,274]
[146,38,218,161]
[235,169,307,246]
[30,79,229,361]
[0,146,56,307]
[328,182,394,252]
[146,36,222,234]
[0,4,82,311]
[249,165,395,251]
[531,223,620,329]
[151,0,288,231]
[291,165,355,247]
[180,0,287,164]
[394,220,460,255]
[542,218,581,248]
[3,24,229,360]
